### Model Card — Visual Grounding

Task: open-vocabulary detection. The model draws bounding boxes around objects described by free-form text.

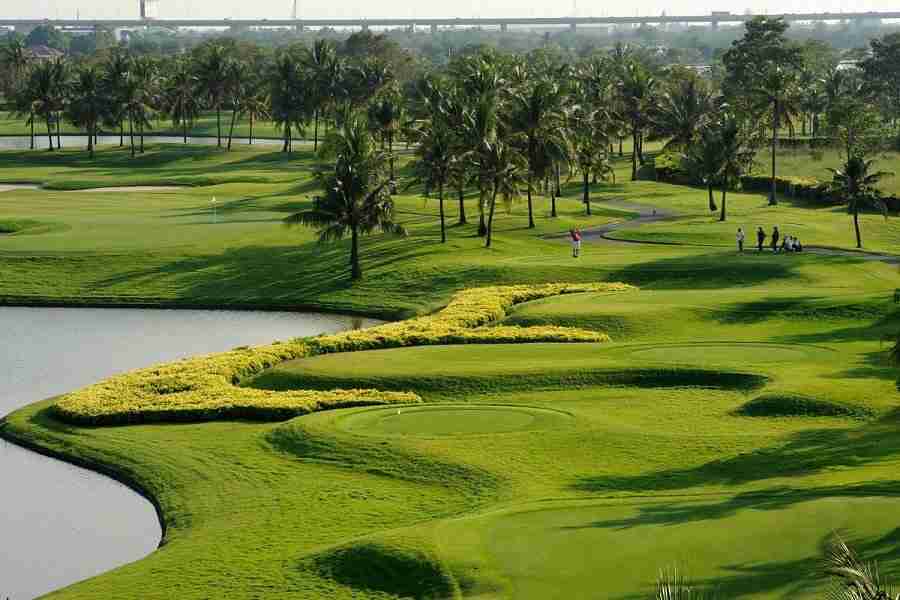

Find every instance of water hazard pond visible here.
[0,306,379,600]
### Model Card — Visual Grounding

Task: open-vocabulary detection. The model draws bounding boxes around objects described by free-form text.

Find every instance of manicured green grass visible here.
[0,110,310,140]
[756,146,900,196]
[2,141,900,599]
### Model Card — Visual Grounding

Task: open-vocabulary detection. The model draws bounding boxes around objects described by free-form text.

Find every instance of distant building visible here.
[836,59,862,71]
[24,45,64,62]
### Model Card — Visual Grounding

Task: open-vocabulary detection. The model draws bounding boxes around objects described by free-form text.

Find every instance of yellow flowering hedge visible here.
[52,282,634,425]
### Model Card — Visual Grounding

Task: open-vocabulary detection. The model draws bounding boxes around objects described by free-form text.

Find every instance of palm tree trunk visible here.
[457,182,467,225]
[720,187,727,222]
[637,132,644,165]
[552,163,560,218]
[56,113,61,149]
[769,104,778,206]
[350,225,362,279]
[139,120,144,154]
[618,136,623,157]
[485,182,498,248]
[438,181,446,243]
[46,118,54,151]
[227,109,237,151]
[527,172,535,228]
[88,122,94,159]
[183,119,188,144]
[708,184,717,212]
[478,188,487,236]
[631,127,638,181]
[29,114,34,150]
[388,131,395,193]
[313,109,319,152]
[216,105,222,148]
[119,121,124,147]
[129,116,135,158]
[583,170,591,215]
[853,206,862,248]
[249,113,254,145]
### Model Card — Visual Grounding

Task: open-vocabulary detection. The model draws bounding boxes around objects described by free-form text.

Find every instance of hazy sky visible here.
[10,0,900,20]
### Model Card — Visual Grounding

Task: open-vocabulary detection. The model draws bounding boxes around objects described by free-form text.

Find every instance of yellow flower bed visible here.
[52,282,634,425]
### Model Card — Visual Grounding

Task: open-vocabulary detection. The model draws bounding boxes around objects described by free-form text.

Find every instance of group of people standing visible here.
[736,227,803,253]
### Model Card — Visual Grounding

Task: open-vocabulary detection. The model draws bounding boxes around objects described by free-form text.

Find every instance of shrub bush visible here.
[52,283,633,425]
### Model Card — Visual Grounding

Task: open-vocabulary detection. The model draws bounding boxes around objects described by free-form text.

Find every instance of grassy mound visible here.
[736,393,872,418]
[306,543,457,599]
[249,363,767,396]
[335,404,574,437]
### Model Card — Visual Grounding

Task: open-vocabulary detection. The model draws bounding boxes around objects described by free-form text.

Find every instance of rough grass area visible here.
[736,393,873,419]
[2,141,900,600]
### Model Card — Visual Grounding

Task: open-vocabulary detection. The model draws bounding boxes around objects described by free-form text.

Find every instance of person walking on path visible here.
[736,227,745,252]
[570,228,582,258]
[756,227,766,252]
[771,226,780,253]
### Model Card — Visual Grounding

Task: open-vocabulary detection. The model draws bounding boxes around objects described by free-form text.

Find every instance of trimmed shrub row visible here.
[51,283,633,425]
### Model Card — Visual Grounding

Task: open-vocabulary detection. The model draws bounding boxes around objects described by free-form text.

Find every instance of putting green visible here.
[336,404,574,437]
[439,495,900,600]
[610,342,835,365]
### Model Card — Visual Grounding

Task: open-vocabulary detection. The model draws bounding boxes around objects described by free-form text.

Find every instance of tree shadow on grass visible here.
[88,235,450,316]
[711,296,892,325]
[571,409,900,499]
[775,308,900,346]
[604,252,802,289]
[610,527,900,600]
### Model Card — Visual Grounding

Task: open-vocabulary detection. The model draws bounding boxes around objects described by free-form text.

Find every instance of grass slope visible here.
[1,142,900,599]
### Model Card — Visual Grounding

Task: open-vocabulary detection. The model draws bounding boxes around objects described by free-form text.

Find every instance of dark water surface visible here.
[0,306,378,599]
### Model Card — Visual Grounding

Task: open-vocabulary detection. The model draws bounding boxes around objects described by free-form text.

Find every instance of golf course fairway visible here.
[1,144,899,599]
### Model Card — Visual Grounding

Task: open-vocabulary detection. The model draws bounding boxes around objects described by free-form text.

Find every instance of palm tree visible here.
[655,567,716,600]
[825,534,900,600]
[479,138,527,248]
[225,60,251,151]
[305,39,337,152]
[130,56,158,154]
[653,74,718,151]
[100,49,131,148]
[244,88,270,146]
[163,58,200,144]
[408,118,455,243]
[367,85,404,190]
[1,39,30,147]
[28,60,64,151]
[196,44,231,148]
[284,115,405,280]
[715,114,755,222]
[456,56,505,237]
[683,125,724,213]
[619,61,657,181]
[571,107,604,216]
[509,78,569,228]
[65,66,106,159]
[269,50,307,154]
[751,66,801,205]
[828,156,893,248]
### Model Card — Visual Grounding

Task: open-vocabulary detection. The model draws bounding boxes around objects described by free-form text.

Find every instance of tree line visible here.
[2,18,900,271]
